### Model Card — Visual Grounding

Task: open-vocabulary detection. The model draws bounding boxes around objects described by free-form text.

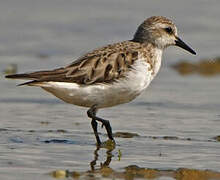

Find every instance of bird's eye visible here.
[164,27,173,34]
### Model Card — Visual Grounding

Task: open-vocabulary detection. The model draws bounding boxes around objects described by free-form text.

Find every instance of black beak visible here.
[175,37,196,55]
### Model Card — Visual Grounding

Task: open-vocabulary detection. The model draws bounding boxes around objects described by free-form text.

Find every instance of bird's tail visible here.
[5,68,67,86]
[5,73,35,80]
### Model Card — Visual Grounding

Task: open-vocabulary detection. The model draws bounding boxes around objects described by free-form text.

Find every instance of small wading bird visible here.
[6,16,196,146]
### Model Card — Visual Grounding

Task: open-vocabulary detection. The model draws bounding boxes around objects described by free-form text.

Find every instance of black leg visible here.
[87,105,115,144]
[95,117,114,140]
[91,119,101,145]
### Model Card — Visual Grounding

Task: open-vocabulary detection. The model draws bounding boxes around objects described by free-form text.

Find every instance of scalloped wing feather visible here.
[7,41,153,86]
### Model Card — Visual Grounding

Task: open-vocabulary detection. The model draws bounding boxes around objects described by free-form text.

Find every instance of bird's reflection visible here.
[50,144,219,180]
[90,146,114,171]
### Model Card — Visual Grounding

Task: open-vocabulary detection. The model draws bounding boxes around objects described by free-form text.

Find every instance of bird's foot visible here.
[97,139,116,150]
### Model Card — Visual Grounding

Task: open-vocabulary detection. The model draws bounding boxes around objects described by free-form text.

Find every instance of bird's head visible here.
[133,16,196,55]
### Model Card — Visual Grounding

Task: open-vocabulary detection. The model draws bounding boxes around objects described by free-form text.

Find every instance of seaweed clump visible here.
[172,57,220,76]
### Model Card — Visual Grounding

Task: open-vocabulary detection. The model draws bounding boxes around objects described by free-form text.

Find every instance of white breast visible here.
[39,49,163,108]
[153,48,163,75]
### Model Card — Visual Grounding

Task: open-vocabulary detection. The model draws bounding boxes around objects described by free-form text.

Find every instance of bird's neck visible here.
[152,47,163,76]
[141,43,163,76]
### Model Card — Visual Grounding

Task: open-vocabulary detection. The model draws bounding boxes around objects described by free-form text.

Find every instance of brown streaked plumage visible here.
[8,41,155,86]
[6,16,196,146]
[65,41,142,85]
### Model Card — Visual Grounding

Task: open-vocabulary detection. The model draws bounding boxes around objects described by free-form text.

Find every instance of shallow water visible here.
[0,0,220,179]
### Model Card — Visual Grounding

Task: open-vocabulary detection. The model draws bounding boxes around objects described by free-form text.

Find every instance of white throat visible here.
[152,48,163,76]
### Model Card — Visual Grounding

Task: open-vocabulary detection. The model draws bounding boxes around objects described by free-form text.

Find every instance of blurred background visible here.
[0,0,220,180]
[1,0,219,62]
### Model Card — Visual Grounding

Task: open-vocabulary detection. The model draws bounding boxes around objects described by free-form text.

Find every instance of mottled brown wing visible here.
[6,41,141,85]
[64,48,139,84]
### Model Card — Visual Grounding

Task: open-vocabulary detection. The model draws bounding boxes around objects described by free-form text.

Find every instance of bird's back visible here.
[6,40,158,86]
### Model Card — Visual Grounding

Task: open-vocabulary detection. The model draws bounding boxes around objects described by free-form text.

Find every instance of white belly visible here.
[40,59,161,108]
